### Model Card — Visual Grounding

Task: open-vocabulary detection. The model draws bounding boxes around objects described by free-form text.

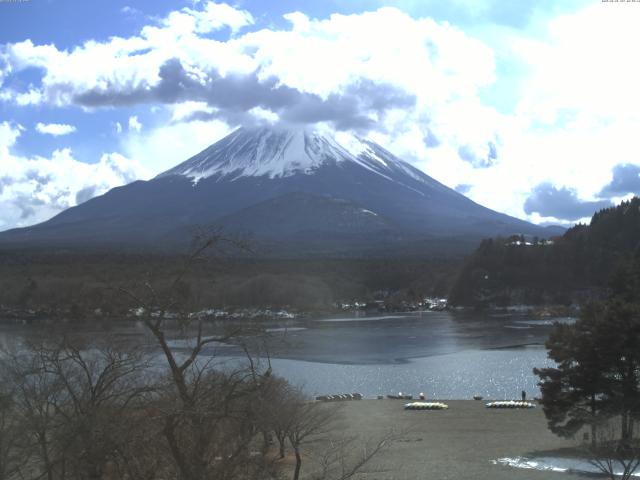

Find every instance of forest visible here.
[449,197,640,307]
[0,249,460,319]
[3,197,639,318]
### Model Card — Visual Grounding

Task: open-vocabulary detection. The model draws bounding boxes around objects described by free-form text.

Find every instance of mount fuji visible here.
[0,126,561,256]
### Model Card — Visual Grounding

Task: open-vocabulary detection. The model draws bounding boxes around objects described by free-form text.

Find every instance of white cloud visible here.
[0,122,147,230]
[123,117,232,175]
[115,121,123,133]
[514,3,640,125]
[1,2,639,225]
[120,6,140,16]
[128,115,142,133]
[178,1,254,34]
[0,5,490,127]
[468,3,640,221]
[248,8,495,99]
[0,2,257,109]
[248,106,278,124]
[170,101,215,122]
[35,122,77,136]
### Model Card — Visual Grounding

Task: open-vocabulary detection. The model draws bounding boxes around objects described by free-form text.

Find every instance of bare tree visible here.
[2,344,65,480]
[44,339,151,480]
[0,388,26,480]
[310,433,396,480]
[2,337,152,480]
[113,233,396,480]
[279,389,397,480]
[119,234,276,480]
[286,393,337,480]
[252,374,294,459]
[588,423,640,480]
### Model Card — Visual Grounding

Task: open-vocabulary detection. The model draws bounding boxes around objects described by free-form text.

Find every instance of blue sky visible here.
[1,0,639,231]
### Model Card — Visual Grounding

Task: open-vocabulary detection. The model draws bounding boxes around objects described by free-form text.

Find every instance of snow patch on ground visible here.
[360,208,378,216]
[494,456,640,477]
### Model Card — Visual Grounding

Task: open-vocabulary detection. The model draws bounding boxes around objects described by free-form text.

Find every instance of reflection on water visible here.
[0,310,568,399]
[218,347,553,399]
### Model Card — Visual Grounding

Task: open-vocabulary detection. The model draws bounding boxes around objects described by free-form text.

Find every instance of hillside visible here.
[449,197,640,307]
[0,126,560,257]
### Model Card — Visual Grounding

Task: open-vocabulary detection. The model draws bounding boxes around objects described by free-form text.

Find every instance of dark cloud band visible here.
[524,182,611,221]
[70,58,415,132]
[599,163,640,197]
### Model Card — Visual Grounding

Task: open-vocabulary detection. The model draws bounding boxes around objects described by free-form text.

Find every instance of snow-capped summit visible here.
[159,125,433,187]
[160,126,351,181]
[0,124,562,255]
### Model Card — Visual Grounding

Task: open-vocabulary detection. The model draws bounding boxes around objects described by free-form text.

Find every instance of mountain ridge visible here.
[0,125,563,256]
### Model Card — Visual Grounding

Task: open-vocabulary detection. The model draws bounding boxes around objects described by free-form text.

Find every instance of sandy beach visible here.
[314,399,589,480]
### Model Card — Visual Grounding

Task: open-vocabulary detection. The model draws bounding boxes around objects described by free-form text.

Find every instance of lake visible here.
[0,310,569,400]
[220,310,567,399]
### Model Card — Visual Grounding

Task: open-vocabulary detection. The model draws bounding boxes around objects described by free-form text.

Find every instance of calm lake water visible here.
[0,310,569,400]
[223,310,567,399]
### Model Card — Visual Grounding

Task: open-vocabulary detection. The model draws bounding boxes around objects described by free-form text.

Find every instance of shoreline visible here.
[0,302,579,325]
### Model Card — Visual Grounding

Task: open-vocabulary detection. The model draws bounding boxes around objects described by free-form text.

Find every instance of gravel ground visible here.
[312,399,592,480]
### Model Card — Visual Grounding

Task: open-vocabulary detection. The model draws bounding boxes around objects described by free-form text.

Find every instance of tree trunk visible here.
[622,411,630,443]
[591,394,598,449]
[293,447,302,480]
[38,433,54,480]
[163,416,194,480]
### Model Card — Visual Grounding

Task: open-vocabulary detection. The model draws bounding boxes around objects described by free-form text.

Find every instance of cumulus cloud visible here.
[457,141,497,168]
[56,57,415,132]
[0,122,146,230]
[515,3,640,127]
[128,115,142,133]
[599,163,640,198]
[123,118,232,175]
[0,4,491,138]
[1,1,639,228]
[0,3,507,229]
[523,183,612,222]
[176,1,254,33]
[35,122,76,136]
[170,101,215,122]
[420,2,640,223]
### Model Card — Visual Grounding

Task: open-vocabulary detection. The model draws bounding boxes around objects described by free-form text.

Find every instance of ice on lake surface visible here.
[315,315,407,322]
[264,327,307,332]
[0,310,566,400]
[211,311,562,399]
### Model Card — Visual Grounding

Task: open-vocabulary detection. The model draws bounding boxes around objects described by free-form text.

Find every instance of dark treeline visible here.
[0,252,460,316]
[450,197,640,307]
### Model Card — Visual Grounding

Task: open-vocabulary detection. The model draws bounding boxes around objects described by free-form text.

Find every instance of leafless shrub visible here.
[587,422,640,480]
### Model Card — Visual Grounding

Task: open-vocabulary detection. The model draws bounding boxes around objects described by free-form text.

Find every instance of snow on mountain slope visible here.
[159,126,431,188]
